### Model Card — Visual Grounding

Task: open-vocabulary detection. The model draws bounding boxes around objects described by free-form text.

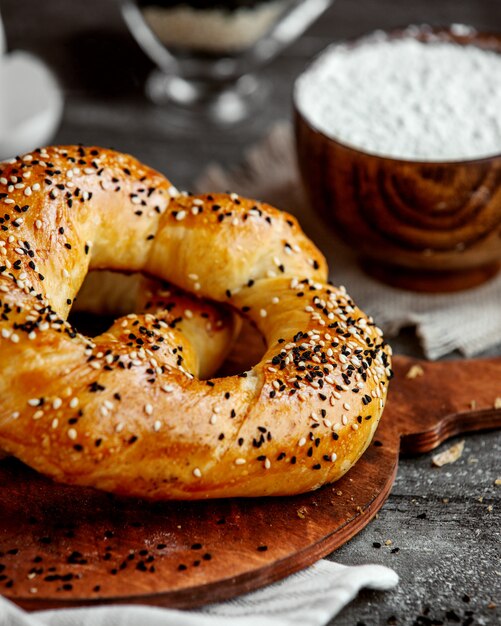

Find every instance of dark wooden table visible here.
[2,1,500,623]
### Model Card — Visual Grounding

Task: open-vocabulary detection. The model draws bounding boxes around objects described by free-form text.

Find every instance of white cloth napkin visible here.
[196,123,501,360]
[0,560,398,626]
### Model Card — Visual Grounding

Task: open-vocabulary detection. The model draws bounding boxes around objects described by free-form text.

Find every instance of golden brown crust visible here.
[0,146,392,500]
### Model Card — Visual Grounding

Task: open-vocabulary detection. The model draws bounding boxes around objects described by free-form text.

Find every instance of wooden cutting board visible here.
[1,354,501,611]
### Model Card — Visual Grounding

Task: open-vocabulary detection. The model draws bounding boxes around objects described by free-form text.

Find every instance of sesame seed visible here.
[193,467,202,478]
[175,210,187,221]
[52,397,62,409]
[153,420,161,431]
[69,397,79,409]
[145,403,153,415]
[51,418,59,429]
[298,437,306,447]
[68,428,78,440]
[28,398,41,406]
[234,458,246,465]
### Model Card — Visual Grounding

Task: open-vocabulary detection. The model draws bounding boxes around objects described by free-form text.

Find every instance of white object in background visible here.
[294,31,501,161]
[0,10,63,161]
[0,560,398,626]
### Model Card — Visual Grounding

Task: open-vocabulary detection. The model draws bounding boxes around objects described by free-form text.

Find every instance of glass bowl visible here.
[120,0,334,126]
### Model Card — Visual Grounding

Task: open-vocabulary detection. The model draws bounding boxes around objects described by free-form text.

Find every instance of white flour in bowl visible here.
[295,31,501,161]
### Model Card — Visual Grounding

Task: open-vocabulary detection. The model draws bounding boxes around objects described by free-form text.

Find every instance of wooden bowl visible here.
[294,26,501,292]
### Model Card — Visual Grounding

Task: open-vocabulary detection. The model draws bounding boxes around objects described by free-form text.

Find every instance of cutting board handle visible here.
[389,356,501,454]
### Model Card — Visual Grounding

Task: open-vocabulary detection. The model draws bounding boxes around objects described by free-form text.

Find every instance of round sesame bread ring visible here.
[0,146,392,500]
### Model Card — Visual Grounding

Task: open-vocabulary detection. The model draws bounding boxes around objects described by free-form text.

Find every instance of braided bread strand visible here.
[0,146,391,499]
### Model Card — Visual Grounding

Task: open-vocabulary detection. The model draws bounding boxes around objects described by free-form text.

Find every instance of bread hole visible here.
[68,270,267,378]
[69,271,139,337]
[216,316,266,377]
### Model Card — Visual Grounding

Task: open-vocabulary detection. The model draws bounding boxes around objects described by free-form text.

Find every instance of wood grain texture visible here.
[295,27,501,292]
[1,354,500,611]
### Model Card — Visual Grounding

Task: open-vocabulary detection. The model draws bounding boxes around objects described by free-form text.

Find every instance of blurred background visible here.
[1,0,499,189]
